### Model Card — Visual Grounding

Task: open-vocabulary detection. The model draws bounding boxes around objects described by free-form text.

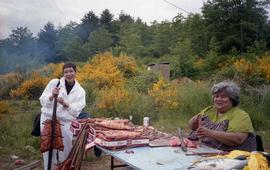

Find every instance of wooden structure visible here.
[147,62,170,81]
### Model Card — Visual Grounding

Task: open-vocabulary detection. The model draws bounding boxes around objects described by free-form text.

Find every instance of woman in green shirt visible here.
[188,81,256,151]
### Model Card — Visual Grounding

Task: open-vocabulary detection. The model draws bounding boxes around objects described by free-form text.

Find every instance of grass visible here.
[1,81,270,164]
[0,100,41,161]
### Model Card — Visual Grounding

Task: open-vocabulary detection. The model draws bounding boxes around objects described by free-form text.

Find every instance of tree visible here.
[202,0,269,54]
[100,9,114,31]
[57,23,87,61]
[119,11,134,23]
[78,11,100,42]
[0,27,40,73]
[9,27,34,48]
[170,39,198,78]
[149,21,175,57]
[56,22,87,61]
[178,14,208,56]
[83,27,113,56]
[118,23,144,56]
[37,22,58,62]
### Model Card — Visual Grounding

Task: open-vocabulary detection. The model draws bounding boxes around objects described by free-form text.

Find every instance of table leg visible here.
[111,156,114,170]
[110,156,129,169]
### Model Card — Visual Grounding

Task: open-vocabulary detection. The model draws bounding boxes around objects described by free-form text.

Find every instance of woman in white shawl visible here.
[39,63,86,170]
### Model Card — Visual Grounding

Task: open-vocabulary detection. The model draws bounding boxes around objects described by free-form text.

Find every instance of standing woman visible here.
[39,63,86,169]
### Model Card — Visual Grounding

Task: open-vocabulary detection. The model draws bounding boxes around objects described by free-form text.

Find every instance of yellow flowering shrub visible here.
[38,63,64,78]
[149,79,178,109]
[115,54,137,78]
[78,61,124,89]
[218,58,235,70]
[194,58,205,70]
[77,52,136,89]
[0,100,9,114]
[233,58,254,75]
[10,72,49,99]
[9,63,64,99]
[96,87,132,110]
[257,55,270,80]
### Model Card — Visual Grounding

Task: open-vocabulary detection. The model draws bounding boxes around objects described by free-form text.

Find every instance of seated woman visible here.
[188,81,256,151]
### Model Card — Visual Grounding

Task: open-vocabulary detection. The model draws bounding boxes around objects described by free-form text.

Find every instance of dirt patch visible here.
[4,151,128,170]
[81,154,128,170]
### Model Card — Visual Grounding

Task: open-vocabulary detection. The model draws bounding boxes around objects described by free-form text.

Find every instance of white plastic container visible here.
[143,117,149,127]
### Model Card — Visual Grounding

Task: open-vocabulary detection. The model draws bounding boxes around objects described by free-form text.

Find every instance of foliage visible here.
[0,100,9,115]
[114,54,137,78]
[83,27,113,56]
[149,79,178,109]
[0,27,42,74]
[149,21,174,57]
[233,58,255,78]
[78,53,124,89]
[118,23,144,56]
[78,11,100,42]
[240,87,270,130]
[78,52,137,89]
[37,63,64,78]
[8,63,63,99]
[56,22,87,61]
[96,87,132,117]
[202,0,269,53]
[37,22,58,62]
[10,72,49,99]
[257,55,270,80]
[100,9,114,30]
[126,68,159,94]
[0,72,23,99]
[154,81,212,130]
[247,40,268,55]
[170,39,199,78]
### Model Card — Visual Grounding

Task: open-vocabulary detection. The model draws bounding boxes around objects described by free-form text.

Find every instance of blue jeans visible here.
[76,112,90,119]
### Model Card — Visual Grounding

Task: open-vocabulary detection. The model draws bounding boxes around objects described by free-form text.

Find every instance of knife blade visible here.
[178,128,187,152]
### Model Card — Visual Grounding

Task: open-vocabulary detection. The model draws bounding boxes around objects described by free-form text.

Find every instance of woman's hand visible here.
[196,126,213,138]
[49,87,60,101]
[189,114,201,130]
[57,97,69,108]
[52,87,60,96]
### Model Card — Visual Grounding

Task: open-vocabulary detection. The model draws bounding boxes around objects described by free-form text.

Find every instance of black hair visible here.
[63,63,77,72]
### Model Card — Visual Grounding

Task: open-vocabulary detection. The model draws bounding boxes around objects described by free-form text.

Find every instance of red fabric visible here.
[40,119,64,153]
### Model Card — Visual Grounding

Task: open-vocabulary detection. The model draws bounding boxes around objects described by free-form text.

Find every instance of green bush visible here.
[240,88,270,130]
[0,72,23,99]
[126,69,159,94]
[155,81,212,131]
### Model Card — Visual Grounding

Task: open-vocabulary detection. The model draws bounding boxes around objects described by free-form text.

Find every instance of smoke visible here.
[0,36,62,74]
[0,42,45,74]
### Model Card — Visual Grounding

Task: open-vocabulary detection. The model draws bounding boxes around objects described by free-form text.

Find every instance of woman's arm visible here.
[196,126,249,146]
[40,79,59,107]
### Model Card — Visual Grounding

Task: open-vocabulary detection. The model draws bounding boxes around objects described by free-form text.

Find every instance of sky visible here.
[0,0,204,39]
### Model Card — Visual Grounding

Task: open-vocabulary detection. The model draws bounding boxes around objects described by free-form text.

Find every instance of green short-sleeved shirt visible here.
[199,106,254,134]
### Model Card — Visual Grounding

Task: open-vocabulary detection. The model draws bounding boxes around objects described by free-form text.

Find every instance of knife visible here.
[178,128,187,152]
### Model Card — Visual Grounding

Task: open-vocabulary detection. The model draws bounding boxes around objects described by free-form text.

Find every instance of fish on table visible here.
[188,157,248,170]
